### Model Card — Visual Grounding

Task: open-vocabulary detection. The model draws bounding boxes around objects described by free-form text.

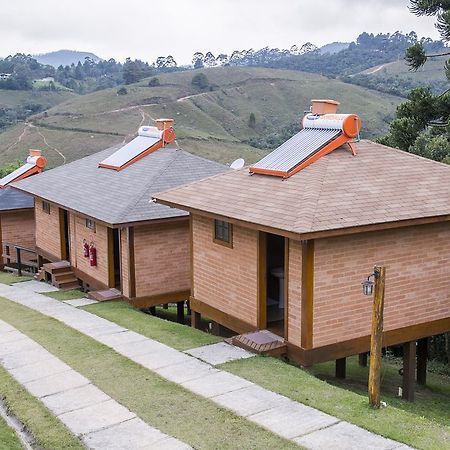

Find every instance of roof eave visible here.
[154,196,450,241]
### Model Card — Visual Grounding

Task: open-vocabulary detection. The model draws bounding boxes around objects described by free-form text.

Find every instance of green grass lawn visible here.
[44,289,86,301]
[0,272,32,285]
[82,300,220,350]
[221,356,450,450]
[0,297,298,450]
[0,415,22,450]
[0,366,83,449]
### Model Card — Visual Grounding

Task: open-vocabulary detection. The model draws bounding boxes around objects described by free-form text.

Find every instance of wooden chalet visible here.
[14,119,227,306]
[154,100,450,399]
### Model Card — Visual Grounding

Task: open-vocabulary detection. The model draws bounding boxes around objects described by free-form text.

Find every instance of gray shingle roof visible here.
[0,187,34,211]
[14,145,227,224]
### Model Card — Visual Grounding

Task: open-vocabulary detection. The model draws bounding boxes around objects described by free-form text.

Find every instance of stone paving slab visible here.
[24,369,90,398]
[0,321,15,333]
[249,402,339,439]
[10,357,71,384]
[12,280,59,293]
[114,338,170,358]
[181,370,253,398]
[133,348,193,371]
[83,417,171,449]
[96,330,149,348]
[41,383,110,416]
[154,358,220,384]
[185,342,255,365]
[0,338,40,357]
[213,385,291,417]
[0,329,28,344]
[58,399,136,436]
[0,347,52,370]
[63,298,98,307]
[294,421,403,450]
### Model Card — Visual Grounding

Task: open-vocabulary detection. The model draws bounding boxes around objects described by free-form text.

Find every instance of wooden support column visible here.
[359,352,368,367]
[402,340,416,402]
[368,265,385,408]
[148,306,156,316]
[176,301,185,324]
[191,311,201,329]
[335,358,346,379]
[417,338,428,386]
[301,240,314,349]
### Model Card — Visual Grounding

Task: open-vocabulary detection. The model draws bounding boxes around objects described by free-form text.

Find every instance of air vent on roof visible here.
[249,109,361,178]
[0,150,47,187]
[98,120,176,171]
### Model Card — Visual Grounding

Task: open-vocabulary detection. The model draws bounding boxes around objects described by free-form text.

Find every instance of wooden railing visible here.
[2,243,38,276]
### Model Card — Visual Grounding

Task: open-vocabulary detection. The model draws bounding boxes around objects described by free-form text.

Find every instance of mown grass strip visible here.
[0,297,299,450]
[0,414,23,450]
[0,273,32,285]
[0,366,83,450]
[220,356,450,450]
[44,289,86,301]
[82,300,220,350]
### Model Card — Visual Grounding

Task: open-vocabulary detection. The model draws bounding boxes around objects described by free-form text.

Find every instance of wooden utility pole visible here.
[368,265,386,408]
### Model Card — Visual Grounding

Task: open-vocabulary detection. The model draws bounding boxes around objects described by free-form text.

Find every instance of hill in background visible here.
[0,66,401,168]
[34,50,102,68]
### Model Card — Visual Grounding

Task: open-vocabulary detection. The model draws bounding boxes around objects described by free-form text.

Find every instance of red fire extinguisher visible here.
[89,242,97,267]
[83,239,90,258]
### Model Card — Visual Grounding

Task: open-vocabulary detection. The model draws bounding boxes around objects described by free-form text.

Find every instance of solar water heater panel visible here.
[251,128,341,174]
[0,162,35,186]
[99,135,160,169]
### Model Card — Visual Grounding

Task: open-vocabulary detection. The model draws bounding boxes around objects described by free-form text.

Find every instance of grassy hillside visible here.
[0,89,75,109]
[0,67,402,167]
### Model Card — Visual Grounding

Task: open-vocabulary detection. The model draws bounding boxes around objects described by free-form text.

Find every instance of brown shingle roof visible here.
[154,140,450,237]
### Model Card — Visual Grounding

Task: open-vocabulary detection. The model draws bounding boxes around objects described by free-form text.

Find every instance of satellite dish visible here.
[230,158,245,170]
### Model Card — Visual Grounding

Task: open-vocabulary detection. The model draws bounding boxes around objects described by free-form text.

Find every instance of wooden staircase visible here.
[229,330,287,356]
[39,261,81,290]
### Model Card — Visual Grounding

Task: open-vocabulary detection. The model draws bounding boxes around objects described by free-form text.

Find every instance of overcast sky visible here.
[0,0,440,64]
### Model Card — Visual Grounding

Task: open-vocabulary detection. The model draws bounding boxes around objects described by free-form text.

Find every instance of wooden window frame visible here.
[42,201,50,214]
[85,218,96,232]
[213,219,233,248]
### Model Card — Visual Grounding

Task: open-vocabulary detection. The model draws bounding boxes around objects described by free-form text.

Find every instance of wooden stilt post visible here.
[336,358,346,379]
[403,341,416,401]
[368,265,385,408]
[148,306,156,316]
[359,352,368,367]
[176,301,185,324]
[417,338,428,386]
[191,311,201,329]
[163,304,169,310]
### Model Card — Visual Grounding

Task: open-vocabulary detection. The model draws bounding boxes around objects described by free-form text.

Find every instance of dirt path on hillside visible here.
[36,127,66,164]
[5,122,34,152]
[177,92,207,102]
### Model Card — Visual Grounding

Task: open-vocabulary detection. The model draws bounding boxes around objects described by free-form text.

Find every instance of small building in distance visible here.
[154,100,450,397]
[14,119,227,305]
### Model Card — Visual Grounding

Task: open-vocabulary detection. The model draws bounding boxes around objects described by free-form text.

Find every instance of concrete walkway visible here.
[0,283,411,450]
[0,319,191,450]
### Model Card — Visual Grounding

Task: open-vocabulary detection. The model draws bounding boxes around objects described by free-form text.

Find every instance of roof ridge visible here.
[116,149,180,223]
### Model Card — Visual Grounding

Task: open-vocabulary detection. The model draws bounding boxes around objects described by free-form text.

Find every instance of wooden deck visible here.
[230,329,287,356]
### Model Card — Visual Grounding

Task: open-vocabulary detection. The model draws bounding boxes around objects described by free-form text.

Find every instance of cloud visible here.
[0,0,439,64]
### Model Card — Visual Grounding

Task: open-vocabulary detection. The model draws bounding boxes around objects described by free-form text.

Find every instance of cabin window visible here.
[85,218,96,232]
[214,219,233,247]
[42,201,50,214]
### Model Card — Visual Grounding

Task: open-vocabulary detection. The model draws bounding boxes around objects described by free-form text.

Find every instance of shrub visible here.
[148,77,160,87]
[117,87,128,95]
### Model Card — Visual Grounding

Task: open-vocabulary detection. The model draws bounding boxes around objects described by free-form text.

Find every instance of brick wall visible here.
[70,215,110,287]
[313,222,450,347]
[287,239,302,345]
[35,200,62,259]
[134,221,190,298]
[192,215,259,327]
[1,210,35,264]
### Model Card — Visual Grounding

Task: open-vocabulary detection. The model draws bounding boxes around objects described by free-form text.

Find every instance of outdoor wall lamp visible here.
[361,270,379,296]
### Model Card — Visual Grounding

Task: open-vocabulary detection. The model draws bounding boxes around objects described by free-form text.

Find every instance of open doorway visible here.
[112,228,121,289]
[59,209,70,261]
[265,233,286,337]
